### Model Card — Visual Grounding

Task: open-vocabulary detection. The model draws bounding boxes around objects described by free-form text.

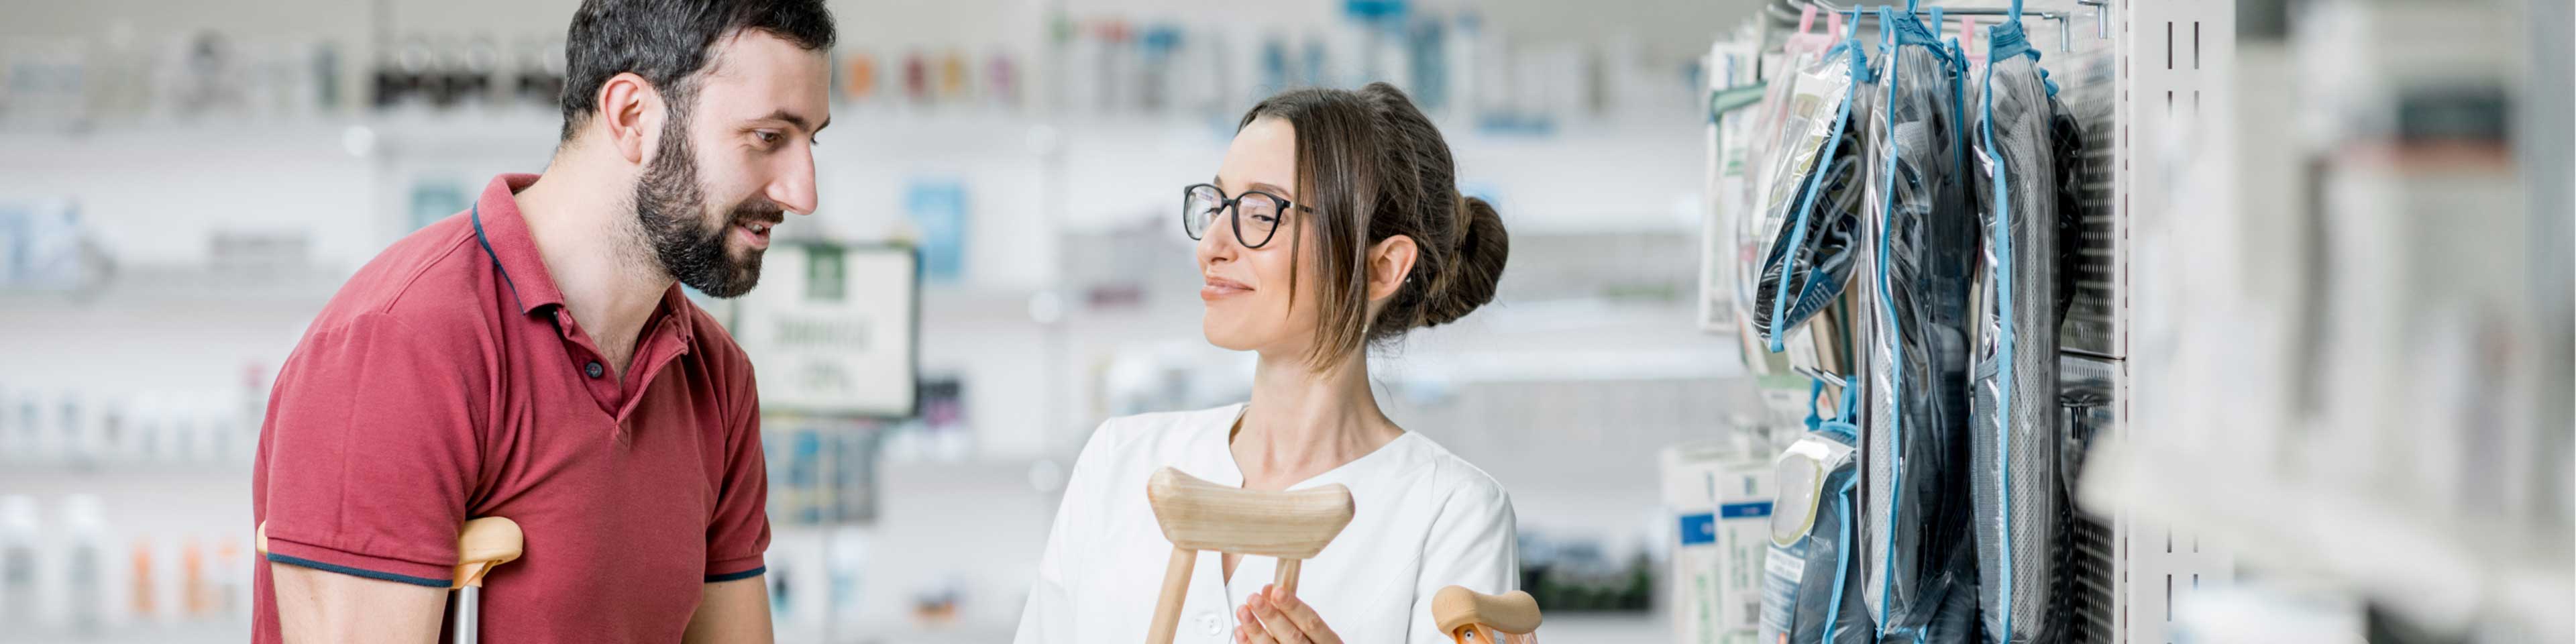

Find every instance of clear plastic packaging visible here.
[1759,382,1875,644]
[1969,15,2068,644]
[1856,6,1982,641]
[1746,16,1872,354]
[1750,126,1866,352]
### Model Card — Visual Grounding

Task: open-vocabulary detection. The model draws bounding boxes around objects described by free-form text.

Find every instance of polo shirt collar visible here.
[472,173,700,346]
[472,173,568,315]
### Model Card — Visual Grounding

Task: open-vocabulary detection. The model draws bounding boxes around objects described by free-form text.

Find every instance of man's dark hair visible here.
[559,0,836,142]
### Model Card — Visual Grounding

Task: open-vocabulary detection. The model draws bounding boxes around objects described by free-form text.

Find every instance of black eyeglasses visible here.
[1182,183,1303,249]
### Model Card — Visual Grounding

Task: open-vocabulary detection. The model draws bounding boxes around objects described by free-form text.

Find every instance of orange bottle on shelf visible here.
[183,538,209,617]
[129,540,154,620]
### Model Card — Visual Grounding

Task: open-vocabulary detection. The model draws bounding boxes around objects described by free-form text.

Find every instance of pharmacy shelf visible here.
[2083,441,2576,643]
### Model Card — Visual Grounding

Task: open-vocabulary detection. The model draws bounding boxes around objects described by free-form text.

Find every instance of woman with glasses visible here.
[1013,83,1515,644]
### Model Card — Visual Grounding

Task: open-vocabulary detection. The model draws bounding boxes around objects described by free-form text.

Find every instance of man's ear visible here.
[1365,235,1420,303]
[594,72,660,164]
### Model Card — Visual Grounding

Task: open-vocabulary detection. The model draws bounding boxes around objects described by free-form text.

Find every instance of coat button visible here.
[584,361,605,378]
[1199,612,1223,636]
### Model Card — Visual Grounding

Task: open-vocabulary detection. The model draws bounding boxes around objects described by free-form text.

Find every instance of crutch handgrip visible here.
[1146,467,1353,557]
[1432,586,1541,643]
[1142,467,1354,644]
[451,517,523,589]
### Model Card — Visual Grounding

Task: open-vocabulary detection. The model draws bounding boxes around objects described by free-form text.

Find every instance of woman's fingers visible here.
[1244,589,1313,644]
[1263,586,1337,643]
[1236,604,1285,644]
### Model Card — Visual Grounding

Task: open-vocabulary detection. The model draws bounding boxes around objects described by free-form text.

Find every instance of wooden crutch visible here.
[1431,586,1542,644]
[258,517,525,644]
[1142,467,1354,644]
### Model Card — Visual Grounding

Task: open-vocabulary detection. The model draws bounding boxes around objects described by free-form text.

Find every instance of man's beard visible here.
[632,112,785,299]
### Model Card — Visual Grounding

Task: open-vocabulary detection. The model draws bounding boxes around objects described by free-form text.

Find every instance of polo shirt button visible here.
[584,361,604,378]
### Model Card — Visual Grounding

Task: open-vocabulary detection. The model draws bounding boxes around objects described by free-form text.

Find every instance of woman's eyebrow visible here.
[1247,182,1297,201]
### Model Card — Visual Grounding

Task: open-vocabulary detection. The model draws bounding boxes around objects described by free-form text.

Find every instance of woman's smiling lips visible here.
[1201,275,1253,301]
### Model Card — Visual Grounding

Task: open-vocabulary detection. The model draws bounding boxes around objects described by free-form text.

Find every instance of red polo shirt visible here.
[252,173,769,643]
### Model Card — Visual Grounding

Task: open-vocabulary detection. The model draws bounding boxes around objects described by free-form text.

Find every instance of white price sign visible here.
[731,244,919,417]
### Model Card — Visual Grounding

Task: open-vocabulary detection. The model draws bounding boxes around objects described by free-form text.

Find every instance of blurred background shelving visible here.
[3,0,2569,643]
[0,0,1758,641]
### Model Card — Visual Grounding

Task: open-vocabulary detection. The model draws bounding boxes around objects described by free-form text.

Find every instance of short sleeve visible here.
[254,312,484,588]
[703,359,770,582]
[1407,472,1521,644]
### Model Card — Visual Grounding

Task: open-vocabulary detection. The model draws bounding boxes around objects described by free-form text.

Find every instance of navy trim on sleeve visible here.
[706,566,767,583]
[266,553,451,588]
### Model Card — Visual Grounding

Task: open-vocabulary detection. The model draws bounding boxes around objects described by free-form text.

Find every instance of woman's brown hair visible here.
[1238,82,1509,368]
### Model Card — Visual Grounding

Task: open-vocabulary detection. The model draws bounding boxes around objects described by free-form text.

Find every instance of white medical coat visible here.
[1013,404,1519,644]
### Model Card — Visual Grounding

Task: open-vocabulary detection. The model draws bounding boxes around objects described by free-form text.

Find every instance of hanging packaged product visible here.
[1758,380,1874,644]
[1745,9,1872,354]
[1743,6,1847,227]
[1857,4,1984,642]
[1968,7,2072,643]
[0,496,34,627]
[1705,21,1762,335]
[1735,11,1829,346]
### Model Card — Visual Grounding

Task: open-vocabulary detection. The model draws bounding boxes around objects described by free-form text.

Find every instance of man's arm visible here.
[254,311,484,643]
[271,564,447,644]
[683,577,775,643]
[692,347,773,643]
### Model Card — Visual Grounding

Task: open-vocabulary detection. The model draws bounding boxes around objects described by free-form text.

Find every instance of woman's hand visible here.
[1234,584,1340,644]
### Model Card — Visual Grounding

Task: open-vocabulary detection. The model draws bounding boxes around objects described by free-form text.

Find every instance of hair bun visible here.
[1421,195,1507,327]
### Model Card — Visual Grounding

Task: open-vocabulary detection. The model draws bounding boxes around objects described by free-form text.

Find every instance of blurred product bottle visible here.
[513,38,566,111]
[15,392,55,464]
[0,388,15,463]
[457,36,502,109]
[1260,36,1291,95]
[1136,25,1178,113]
[1297,36,1328,90]
[63,495,107,633]
[1096,21,1132,113]
[840,51,876,105]
[169,410,195,465]
[937,50,969,104]
[1406,17,1450,113]
[376,37,436,111]
[85,24,154,122]
[182,537,209,618]
[123,394,158,464]
[242,362,270,465]
[50,388,78,466]
[985,53,1016,110]
[427,37,468,109]
[768,562,793,617]
[912,51,943,106]
[0,495,38,627]
[826,529,867,621]
[217,537,249,623]
[56,391,85,466]
[129,538,154,621]
[313,40,343,113]
[173,31,247,117]
[93,399,125,468]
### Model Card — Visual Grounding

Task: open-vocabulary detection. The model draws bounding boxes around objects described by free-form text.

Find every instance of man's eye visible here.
[755,131,780,144]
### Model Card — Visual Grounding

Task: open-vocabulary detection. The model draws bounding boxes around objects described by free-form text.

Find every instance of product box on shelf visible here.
[1660,435,1776,644]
